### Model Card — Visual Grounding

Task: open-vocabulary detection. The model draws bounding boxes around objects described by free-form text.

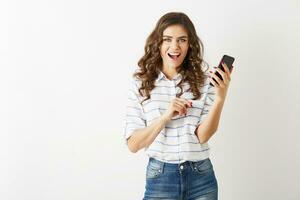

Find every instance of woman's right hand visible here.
[161,98,192,122]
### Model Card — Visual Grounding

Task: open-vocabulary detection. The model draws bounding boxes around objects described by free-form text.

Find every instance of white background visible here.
[1,0,299,199]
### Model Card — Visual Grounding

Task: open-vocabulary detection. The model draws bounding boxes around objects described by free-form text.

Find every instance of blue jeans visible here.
[143,157,218,200]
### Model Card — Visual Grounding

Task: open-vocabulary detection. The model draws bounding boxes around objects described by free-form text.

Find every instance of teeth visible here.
[169,53,180,56]
[168,53,180,59]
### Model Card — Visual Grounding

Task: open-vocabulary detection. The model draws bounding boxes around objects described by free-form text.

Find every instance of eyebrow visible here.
[163,35,188,39]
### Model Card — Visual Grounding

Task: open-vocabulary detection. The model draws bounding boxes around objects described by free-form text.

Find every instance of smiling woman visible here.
[122,12,233,200]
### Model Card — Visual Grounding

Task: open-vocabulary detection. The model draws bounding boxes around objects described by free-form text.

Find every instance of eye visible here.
[179,39,187,42]
[163,38,171,42]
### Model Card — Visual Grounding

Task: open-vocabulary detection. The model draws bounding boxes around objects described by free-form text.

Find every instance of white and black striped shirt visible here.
[123,70,215,164]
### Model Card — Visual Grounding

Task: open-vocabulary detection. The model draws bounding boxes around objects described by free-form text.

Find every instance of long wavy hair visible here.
[134,12,209,104]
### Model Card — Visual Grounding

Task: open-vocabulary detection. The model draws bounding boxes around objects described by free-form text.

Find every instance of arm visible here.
[195,62,234,144]
[126,98,191,153]
[195,98,225,144]
[127,114,170,153]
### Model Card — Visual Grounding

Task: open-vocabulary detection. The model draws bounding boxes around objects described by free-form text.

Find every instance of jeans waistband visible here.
[148,157,210,171]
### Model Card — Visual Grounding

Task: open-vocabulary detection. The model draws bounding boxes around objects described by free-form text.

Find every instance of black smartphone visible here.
[210,55,235,87]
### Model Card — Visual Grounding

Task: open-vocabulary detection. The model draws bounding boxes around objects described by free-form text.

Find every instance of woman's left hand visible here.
[209,62,234,102]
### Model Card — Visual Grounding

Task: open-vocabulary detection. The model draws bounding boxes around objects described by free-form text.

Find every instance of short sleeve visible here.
[198,78,216,125]
[122,79,147,146]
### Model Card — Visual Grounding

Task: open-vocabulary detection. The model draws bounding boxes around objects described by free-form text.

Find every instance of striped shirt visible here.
[123,69,215,164]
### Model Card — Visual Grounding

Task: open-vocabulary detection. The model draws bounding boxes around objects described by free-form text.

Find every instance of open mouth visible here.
[167,53,181,60]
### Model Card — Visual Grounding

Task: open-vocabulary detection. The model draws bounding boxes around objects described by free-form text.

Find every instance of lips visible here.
[167,52,181,60]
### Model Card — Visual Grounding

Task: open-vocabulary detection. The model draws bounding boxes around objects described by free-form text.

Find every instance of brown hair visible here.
[134,12,209,104]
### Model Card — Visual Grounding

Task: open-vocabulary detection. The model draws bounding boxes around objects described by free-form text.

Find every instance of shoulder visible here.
[129,76,142,91]
[126,68,140,87]
[127,70,144,99]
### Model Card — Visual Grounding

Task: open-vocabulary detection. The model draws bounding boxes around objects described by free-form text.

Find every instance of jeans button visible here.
[180,165,184,170]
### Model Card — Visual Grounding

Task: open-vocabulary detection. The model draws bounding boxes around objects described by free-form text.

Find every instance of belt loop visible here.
[189,161,196,171]
[160,160,165,173]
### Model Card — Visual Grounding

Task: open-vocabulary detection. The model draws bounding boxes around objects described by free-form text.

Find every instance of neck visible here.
[161,65,180,80]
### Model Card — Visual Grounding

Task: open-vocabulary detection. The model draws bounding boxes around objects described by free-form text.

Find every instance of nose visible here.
[170,40,180,49]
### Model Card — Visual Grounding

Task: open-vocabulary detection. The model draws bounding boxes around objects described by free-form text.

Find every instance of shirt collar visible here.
[157,70,182,82]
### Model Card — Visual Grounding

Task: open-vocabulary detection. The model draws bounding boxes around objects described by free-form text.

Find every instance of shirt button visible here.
[180,165,184,170]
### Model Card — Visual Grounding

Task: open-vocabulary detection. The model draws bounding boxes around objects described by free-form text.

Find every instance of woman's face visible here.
[160,24,189,70]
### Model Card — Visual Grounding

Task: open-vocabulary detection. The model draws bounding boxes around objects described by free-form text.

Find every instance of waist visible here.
[148,157,211,171]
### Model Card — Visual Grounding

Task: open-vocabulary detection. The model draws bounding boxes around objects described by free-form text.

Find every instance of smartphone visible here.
[210,55,235,87]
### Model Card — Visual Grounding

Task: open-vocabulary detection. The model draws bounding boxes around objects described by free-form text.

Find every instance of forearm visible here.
[195,98,225,144]
[127,115,169,153]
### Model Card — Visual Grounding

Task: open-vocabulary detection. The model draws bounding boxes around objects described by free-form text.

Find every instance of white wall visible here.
[1,0,299,199]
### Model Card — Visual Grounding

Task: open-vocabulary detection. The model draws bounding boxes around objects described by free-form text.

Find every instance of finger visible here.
[174,102,187,115]
[222,62,230,73]
[173,104,182,115]
[220,63,231,82]
[209,76,219,88]
[210,72,225,87]
[214,68,227,82]
[176,97,190,105]
[176,98,192,108]
[174,99,186,108]
[222,62,232,79]
[221,62,228,71]
[173,104,181,115]
[230,65,234,73]
[215,68,230,84]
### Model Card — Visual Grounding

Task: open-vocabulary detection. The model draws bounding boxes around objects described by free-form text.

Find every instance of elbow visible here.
[197,132,206,144]
[198,129,217,144]
[127,138,139,153]
[199,137,207,144]
[128,145,138,153]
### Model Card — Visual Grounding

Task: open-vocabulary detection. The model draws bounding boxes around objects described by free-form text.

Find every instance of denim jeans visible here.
[143,157,218,200]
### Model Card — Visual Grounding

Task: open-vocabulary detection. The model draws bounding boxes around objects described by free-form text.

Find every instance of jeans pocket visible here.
[146,161,163,179]
[193,158,213,175]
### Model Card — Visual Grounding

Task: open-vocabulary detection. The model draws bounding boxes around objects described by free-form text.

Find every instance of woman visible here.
[123,12,234,200]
